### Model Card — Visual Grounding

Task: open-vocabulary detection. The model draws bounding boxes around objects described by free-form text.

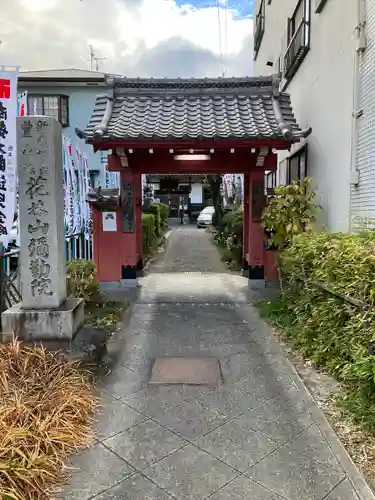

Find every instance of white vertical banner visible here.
[18,90,28,117]
[75,147,83,234]
[62,135,70,234]
[64,136,76,236]
[82,153,92,240]
[0,67,19,248]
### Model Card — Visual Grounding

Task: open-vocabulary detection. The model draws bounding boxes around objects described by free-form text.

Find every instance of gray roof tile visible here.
[81,76,310,143]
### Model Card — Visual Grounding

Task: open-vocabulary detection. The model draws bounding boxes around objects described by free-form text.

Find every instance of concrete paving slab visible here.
[208,475,284,500]
[195,385,263,416]
[194,414,278,472]
[143,444,237,500]
[153,397,234,441]
[325,479,361,499]
[95,392,147,440]
[121,384,212,418]
[245,440,345,500]
[93,474,175,500]
[103,420,187,470]
[60,443,135,500]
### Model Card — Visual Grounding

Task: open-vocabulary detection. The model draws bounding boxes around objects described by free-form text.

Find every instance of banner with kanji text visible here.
[0,67,19,248]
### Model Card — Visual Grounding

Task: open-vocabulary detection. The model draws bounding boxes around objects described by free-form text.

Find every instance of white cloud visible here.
[1,0,253,77]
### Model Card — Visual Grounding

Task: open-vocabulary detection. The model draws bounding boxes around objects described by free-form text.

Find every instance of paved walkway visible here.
[61,226,374,500]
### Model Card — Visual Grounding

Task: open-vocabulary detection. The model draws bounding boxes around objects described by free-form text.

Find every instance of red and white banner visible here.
[0,67,19,247]
[18,90,27,117]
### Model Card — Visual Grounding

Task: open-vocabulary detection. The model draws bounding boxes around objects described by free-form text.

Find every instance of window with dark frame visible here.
[89,172,97,188]
[27,95,69,127]
[265,171,277,190]
[284,0,311,81]
[254,0,266,59]
[287,146,307,184]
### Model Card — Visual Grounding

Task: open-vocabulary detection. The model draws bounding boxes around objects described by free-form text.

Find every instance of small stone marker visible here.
[150,357,222,385]
[1,116,84,343]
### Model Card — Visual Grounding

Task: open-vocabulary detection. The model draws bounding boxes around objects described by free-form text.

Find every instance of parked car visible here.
[196,206,215,228]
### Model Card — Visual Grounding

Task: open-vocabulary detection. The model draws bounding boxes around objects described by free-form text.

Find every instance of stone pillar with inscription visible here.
[1,116,84,343]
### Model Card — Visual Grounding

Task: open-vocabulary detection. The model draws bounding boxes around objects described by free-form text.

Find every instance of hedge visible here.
[214,206,243,265]
[144,202,169,237]
[142,213,156,253]
[277,231,375,429]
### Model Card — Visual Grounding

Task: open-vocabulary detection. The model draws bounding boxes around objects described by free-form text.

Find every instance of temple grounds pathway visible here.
[61,225,374,500]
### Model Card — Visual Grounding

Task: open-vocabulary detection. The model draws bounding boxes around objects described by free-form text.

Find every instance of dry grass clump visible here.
[0,340,98,499]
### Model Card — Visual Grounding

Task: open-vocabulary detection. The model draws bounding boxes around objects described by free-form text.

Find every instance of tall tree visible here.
[205,174,223,227]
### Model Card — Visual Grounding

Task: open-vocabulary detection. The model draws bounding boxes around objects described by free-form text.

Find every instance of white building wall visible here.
[350,0,375,225]
[190,184,203,204]
[254,0,358,232]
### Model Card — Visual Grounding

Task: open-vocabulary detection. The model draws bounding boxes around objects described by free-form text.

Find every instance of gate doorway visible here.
[76,75,311,286]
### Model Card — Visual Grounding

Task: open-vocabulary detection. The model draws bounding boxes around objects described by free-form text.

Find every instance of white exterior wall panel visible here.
[351,1,375,225]
[254,0,358,232]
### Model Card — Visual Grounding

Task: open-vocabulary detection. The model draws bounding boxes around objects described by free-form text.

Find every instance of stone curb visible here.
[282,352,375,500]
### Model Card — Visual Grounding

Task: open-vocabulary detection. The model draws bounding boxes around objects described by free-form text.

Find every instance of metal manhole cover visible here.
[149,357,221,385]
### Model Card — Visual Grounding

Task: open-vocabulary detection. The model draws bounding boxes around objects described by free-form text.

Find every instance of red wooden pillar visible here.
[89,169,138,285]
[248,170,266,286]
[119,169,138,284]
[134,173,143,271]
[243,173,250,273]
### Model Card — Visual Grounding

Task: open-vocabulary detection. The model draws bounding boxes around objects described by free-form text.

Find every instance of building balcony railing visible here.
[283,18,310,80]
[254,13,265,57]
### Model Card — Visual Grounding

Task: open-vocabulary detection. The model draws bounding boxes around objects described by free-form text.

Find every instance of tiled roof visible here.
[19,68,109,80]
[79,76,311,143]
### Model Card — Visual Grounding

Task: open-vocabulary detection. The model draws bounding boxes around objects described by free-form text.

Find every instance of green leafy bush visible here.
[156,202,170,227]
[66,260,101,304]
[142,213,156,253]
[147,202,169,237]
[276,231,375,430]
[220,206,243,242]
[262,178,321,248]
[214,206,243,266]
[149,203,162,237]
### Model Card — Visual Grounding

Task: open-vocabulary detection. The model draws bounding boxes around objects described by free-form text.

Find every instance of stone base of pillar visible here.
[0,298,84,343]
[265,279,280,289]
[248,279,265,290]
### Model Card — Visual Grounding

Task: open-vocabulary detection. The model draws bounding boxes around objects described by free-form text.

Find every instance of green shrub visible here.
[148,202,169,236]
[214,206,243,265]
[149,203,161,237]
[220,206,243,242]
[157,202,170,226]
[218,246,234,263]
[142,213,156,253]
[66,260,101,304]
[262,177,321,249]
[277,231,375,412]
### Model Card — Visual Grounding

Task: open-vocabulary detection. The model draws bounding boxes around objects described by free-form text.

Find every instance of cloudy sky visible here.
[1,0,254,78]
